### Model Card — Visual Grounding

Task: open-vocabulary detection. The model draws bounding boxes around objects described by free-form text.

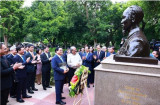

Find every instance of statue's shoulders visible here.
[129,30,147,43]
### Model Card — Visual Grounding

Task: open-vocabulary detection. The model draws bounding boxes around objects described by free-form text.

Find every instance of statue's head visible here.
[121,5,144,35]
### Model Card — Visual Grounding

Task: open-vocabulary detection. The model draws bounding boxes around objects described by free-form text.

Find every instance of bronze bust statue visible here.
[118,5,150,57]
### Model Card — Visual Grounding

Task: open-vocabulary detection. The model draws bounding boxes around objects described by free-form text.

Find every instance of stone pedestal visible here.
[94,56,160,105]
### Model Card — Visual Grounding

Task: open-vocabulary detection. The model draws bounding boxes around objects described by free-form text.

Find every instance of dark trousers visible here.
[90,69,95,84]
[31,70,36,89]
[42,70,51,88]
[87,73,91,85]
[10,72,18,96]
[10,81,18,97]
[1,88,10,105]
[16,77,27,100]
[67,68,76,86]
[61,80,64,93]
[84,66,92,86]
[55,80,63,102]
[27,72,34,90]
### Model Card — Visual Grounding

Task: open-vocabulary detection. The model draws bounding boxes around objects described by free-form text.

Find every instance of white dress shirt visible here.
[67,53,82,68]
[45,52,49,58]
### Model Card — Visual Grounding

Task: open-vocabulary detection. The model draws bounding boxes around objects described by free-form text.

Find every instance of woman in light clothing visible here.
[36,49,42,85]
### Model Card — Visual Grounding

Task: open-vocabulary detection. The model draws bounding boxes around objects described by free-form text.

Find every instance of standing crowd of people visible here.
[50,45,116,105]
[1,42,160,105]
[1,43,53,105]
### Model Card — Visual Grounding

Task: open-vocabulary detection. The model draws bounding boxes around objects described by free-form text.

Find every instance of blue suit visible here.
[13,54,30,100]
[104,52,107,57]
[25,52,36,73]
[79,52,84,58]
[82,52,93,85]
[24,51,28,55]
[62,51,67,62]
[106,52,116,57]
[7,54,14,65]
[82,52,93,70]
[51,54,65,102]
[14,55,30,78]
[93,51,105,67]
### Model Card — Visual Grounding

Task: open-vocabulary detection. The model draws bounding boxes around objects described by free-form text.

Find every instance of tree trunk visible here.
[64,41,67,49]
[94,39,97,49]
[52,38,56,47]
[84,2,89,19]
[4,35,8,47]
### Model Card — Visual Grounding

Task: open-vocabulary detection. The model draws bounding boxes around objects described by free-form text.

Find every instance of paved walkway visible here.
[7,84,94,105]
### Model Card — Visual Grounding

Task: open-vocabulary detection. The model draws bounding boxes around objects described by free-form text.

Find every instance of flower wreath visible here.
[69,65,91,97]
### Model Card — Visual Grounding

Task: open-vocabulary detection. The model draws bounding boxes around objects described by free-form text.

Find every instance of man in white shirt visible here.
[102,46,107,59]
[67,46,82,86]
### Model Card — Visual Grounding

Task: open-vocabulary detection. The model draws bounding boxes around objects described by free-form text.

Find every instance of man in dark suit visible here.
[24,44,29,55]
[51,47,69,105]
[82,46,93,88]
[79,47,84,58]
[7,45,17,98]
[93,45,105,68]
[14,45,32,103]
[7,45,17,65]
[0,43,22,105]
[40,46,52,90]
[62,48,70,62]
[106,46,116,57]
[25,44,38,94]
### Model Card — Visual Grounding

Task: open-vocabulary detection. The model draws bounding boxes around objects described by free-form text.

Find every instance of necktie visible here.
[86,53,88,58]
[22,56,25,62]
[97,52,99,58]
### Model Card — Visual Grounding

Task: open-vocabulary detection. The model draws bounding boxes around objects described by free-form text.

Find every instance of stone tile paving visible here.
[7,84,94,105]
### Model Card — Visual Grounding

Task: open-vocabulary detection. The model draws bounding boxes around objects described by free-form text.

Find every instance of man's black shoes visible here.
[28,90,34,94]
[87,85,90,88]
[10,95,16,98]
[22,95,32,98]
[47,86,52,88]
[32,88,38,91]
[56,101,66,105]
[43,87,47,90]
[17,99,25,103]
[61,97,66,99]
